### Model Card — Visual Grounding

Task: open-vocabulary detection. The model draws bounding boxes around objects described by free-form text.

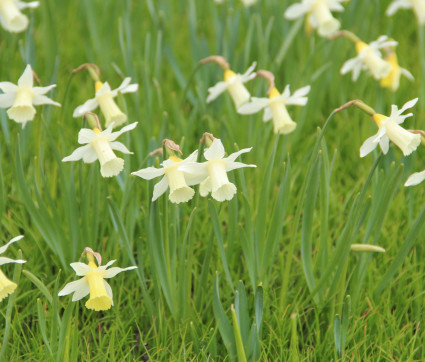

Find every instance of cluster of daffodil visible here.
[132,134,256,203]
[283,0,419,92]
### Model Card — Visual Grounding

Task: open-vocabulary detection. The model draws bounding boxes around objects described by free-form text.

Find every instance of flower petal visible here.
[386,0,412,16]
[132,166,165,180]
[360,134,379,157]
[103,265,137,279]
[78,129,97,144]
[58,278,89,301]
[73,98,99,117]
[226,161,257,172]
[152,176,169,201]
[225,147,253,163]
[0,257,26,266]
[33,84,56,95]
[0,81,18,93]
[109,122,138,141]
[405,170,425,187]
[238,97,270,114]
[104,280,113,305]
[284,3,308,19]
[32,94,61,107]
[263,107,272,122]
[18,1,40,9]
[0,235,24,255]
[62,144,94,162]
[110,141,132,154]
[70,262,93,276]
[204,138,225,160]
[18,65,34,87]
[206,81,228,103]
[379,136,390,154]
[399,97,418,115]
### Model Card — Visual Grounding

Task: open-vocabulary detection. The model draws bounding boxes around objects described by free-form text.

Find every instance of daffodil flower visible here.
[238,85,310,134]
[207,62,256,110]
[58,248,137,311]
[180,139,256,202]
[386,0,425,25]
[380,51,414,91]
[132,151,203,203]
[0,64,60,128]
[360,98,420,157]
[341,36,397,81]
[284,0,347,37]
[0,0,39,33]
[0,235,26,302]
[73,78,138,128]
[62,122,138,178]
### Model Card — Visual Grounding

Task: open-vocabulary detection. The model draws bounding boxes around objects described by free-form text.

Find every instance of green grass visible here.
[1,0,425,360]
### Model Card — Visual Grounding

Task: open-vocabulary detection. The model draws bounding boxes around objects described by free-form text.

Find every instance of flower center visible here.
[224,69,236,82]
[268,87,280,99]
[372,113,387,127]
[355,41,368,54]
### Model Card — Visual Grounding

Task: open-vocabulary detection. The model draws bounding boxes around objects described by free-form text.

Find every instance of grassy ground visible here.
[1,0,425,360]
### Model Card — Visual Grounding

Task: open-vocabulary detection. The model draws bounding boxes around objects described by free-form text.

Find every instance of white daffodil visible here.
[180,139,256,202]
[62,122,138,178]
[341,36,397,81]
[0,64,60,128]
[207,62,256,110]
[0,235,26,302]
[284,0,347,37]
[238,85,310,134]
[360,98,420,157]
[0,0,38,33]
[380,52,414,91]
[132,151,204,204]
[73,78,138,128]
[386,0,425,25]
[58,248,137,311]
[405,164,425,186]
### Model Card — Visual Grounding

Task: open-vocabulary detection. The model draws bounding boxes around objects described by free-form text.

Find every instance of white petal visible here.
[0,257,26,266]
[360,135,379,157]
[226,161,257,172]
[206,81,228,103]
[104,280,113,305]
[82,148,98,163]
[58,278,89,301]
[263,107,272,122]
[372,127,386,142]
[18,1,40,9]
[225,147,253,163]
[62,144,94,162]
[32,94,61,107]
[405,170,425,187]
[204,139,226,160]
[199,177,212,196]
[109,122,138,141]
[18,65,33,87]
[95,82,112,96]
[400,68,414,81]
[110,141,132,154]
[152,176,169,201]
[70,262,93,276]
[0,81,18,93]
[240,61,257,82]
[103,265,137,278]
[284,3,308,19]
[33,84,56,95]
[341,57,359,75]
[386,0,412,15]
[399,98,418,115]
[73,98,99,117]
[285,85,311,106]
[111,78,139,96]
[0,235,24,255]
[78,129,97,144]
[238,98,270,114]
[132,166,165,180]
[379,136,390,154]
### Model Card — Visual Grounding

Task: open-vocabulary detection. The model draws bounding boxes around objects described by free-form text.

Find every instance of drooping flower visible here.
[360,98,420,157]
[62,122,138,177]
[0,64,60,127]
[73,77,138,128]
[341,36,397,81]
[0,0,39,33]
[0,235,26,302]
[380,50,414,91]
[181,138,256,202]
[386,0,425,25]
[207,62,256,110]
[238,85,310,134]
[284,0,347,37]
[132,150,203,203]
[58,247,137,311]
